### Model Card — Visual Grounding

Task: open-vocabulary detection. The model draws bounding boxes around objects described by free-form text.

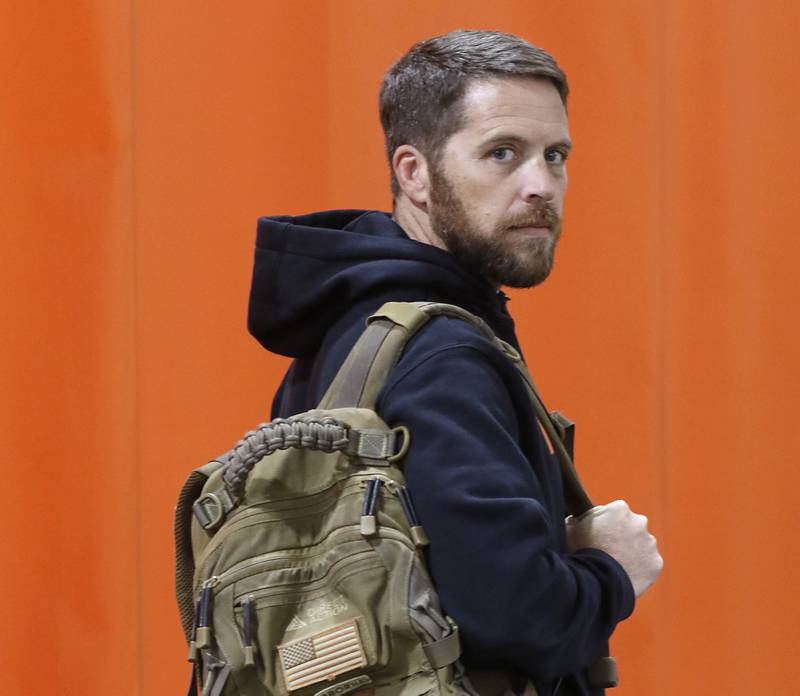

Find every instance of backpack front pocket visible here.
[228,545,390,695]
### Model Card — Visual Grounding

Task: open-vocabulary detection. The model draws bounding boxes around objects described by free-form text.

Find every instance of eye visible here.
[489,147,515,162]
[545,148,569,165]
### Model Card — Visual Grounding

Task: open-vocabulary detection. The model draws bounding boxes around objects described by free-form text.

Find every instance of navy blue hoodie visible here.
[248,210,634,696]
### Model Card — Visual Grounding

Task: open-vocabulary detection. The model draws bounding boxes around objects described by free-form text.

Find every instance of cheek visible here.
[466,194,502,222]
[544,176,567,216]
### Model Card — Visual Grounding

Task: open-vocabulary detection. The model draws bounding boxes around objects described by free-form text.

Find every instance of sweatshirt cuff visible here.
[573,547,636,622]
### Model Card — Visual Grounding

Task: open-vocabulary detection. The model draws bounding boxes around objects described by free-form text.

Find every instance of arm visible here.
[378,340,635,682]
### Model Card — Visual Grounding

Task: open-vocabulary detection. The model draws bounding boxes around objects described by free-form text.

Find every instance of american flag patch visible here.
[278,619,368,691]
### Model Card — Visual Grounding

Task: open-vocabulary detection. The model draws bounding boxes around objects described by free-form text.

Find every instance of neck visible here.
[391,196,448,251]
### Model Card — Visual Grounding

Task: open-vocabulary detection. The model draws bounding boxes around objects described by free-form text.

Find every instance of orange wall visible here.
[3,1,798,694]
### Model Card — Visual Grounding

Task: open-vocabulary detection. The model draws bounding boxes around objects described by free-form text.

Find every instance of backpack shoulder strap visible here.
[317,302,429,410]
[318,301,592,516]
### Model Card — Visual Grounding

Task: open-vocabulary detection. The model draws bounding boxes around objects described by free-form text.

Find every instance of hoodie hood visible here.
[248,210,516,357]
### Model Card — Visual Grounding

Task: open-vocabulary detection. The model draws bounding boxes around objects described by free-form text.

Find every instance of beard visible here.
[428,166,561,289]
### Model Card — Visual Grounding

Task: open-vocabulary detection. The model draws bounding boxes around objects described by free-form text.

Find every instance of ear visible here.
[392,145,431,207]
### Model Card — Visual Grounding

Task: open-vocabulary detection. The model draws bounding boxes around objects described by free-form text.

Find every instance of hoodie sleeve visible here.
[378,339,635,683]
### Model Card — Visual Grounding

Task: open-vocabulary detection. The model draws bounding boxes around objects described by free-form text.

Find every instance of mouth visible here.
[508,224,552,237]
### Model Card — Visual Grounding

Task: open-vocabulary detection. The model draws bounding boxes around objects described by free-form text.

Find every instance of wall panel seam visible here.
[129,0,144,692]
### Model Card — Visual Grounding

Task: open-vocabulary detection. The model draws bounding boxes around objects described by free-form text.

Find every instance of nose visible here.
[519,159,556,203]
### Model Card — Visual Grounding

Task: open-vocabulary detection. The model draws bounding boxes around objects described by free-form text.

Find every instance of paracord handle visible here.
[222,415,350,503]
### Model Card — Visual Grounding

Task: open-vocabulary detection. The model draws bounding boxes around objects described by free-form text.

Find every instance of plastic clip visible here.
[196,577,218,649]
[188,599,201,662]
[396,486,429,547]
[360,478,382,535]
[242,595,256,667]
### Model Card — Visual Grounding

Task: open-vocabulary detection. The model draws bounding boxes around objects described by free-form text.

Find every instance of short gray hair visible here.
[379,29,569,198]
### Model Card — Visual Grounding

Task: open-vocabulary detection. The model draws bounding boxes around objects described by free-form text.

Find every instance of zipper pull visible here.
[360,477,382,536]
[242,595,256,667]
[196,576,219,649]
[187,599,201,662]
[396,486,429,547]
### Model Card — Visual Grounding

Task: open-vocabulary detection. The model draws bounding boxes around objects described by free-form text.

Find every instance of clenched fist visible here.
[566,499,663,597]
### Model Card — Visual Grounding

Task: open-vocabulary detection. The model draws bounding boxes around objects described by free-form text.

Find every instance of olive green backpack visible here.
[174,302,616,696]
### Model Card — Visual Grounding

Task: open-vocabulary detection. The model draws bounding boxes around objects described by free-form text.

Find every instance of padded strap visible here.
[319,319,398,409]
[321,301,494,410]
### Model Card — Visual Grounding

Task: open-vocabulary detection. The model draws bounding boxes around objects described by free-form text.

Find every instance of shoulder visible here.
[376,313,528,444]
[381,314,520,400]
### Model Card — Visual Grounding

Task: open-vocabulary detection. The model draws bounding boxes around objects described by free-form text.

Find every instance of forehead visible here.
[456,76,569,140]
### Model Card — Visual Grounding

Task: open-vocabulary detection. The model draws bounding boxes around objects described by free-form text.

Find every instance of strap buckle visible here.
[193,488,235,531]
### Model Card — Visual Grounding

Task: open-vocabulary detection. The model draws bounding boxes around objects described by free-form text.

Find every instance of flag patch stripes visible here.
[279,619,368,691]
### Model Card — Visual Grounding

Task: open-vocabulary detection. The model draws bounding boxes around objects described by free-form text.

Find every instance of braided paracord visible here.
[222,416,351,503]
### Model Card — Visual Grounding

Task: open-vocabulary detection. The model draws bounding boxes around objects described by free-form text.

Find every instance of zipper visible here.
[241,595,256,666]
[358,476,428,547]
[201,524,419,605]
[232,549,381,605]
[197,474,397,566]
[200,525,368,592]
[195,575,220,649]
[197,485,350,563]
[191,526,419,659]
[195,472,422,605]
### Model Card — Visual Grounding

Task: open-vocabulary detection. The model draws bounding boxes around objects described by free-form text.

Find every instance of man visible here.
[248,29,662,696]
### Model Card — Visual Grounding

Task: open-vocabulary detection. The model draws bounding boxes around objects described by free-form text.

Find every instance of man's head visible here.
[380,30,571,288]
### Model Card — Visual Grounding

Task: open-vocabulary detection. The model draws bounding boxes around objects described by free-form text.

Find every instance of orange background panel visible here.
[2,1,798,694]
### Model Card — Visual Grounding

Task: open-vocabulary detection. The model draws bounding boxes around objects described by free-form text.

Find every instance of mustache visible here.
[504,205,560,229]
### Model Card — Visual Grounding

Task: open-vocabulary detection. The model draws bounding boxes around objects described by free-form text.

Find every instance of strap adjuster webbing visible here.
[422,624,461,669]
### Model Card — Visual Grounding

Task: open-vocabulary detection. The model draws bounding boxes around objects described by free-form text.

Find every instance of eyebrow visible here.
[479,133,573,151]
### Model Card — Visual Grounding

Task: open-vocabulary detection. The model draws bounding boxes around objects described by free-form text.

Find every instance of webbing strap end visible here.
[349,426,410,463]
[587,656,619,689]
